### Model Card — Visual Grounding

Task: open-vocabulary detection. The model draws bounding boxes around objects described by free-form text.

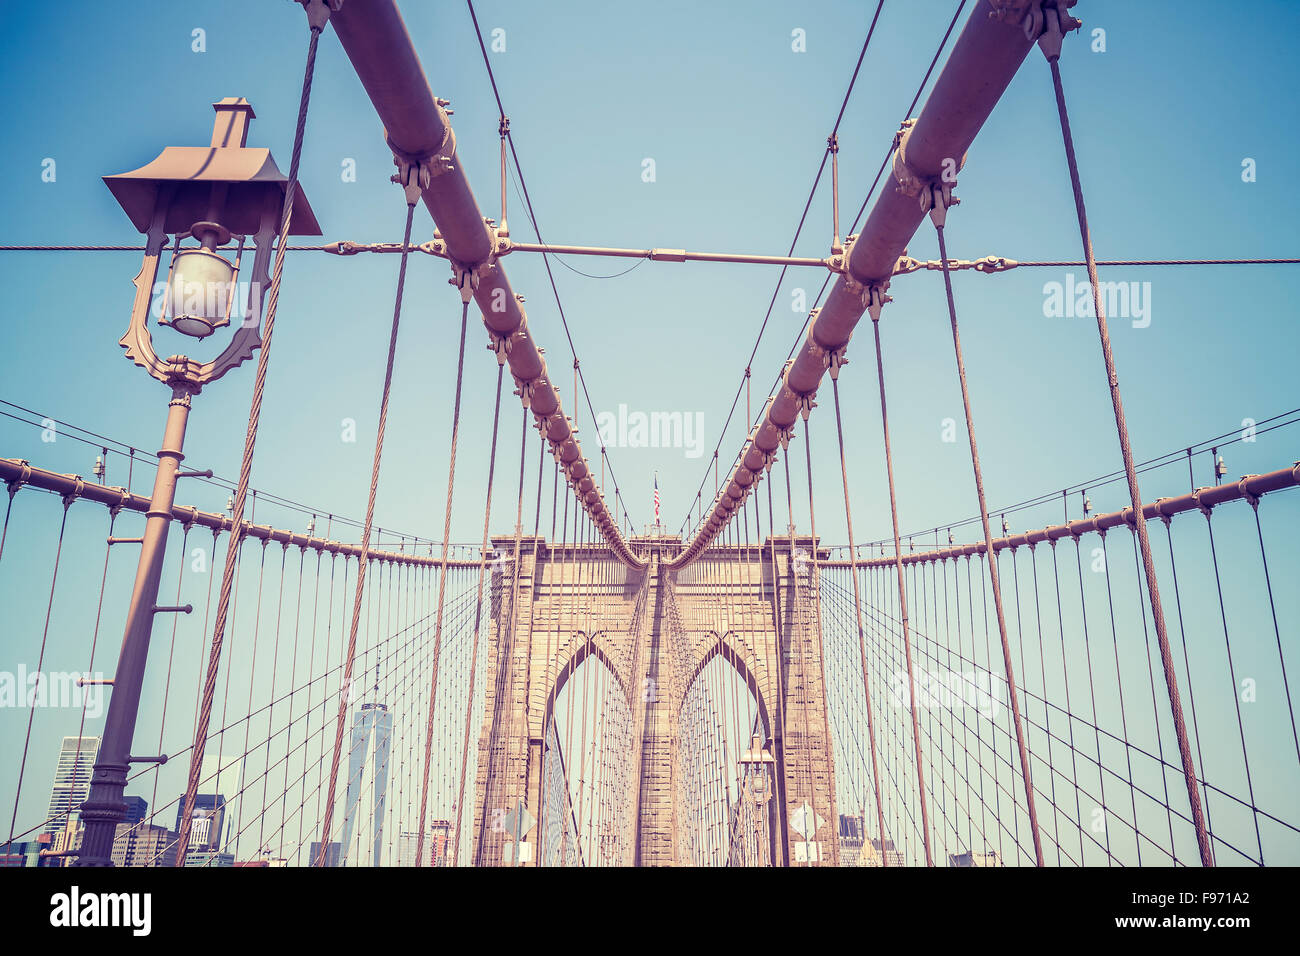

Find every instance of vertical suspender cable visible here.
[537,458,561,862]
[475,406,530,865]
[828,375,889,864]
[801,420,837,864]
[930,206,1044,867]
[0,482,19,570]
[763,476,790,866]
[5,498,72,855]
[518,434,546,865]
[1039,11,1212,866]
[781,449,823,864]
[415,300,472,865]
[864,320,936,865]
[452,362,507,863]
[1248,501,1299,764]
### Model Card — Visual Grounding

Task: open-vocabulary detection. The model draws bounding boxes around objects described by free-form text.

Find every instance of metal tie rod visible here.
[323,238,831,268]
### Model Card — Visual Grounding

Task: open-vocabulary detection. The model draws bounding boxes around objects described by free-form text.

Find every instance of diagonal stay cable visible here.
[466,0,638,529]
[680,0,889,534]
[682,0,967,543]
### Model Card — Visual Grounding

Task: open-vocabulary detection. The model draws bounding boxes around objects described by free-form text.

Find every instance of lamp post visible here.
[738,734,775,867]
[76,99,319,867]
[739,735,775,804]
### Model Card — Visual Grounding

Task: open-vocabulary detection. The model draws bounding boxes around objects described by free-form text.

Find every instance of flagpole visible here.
[653,471,660,532]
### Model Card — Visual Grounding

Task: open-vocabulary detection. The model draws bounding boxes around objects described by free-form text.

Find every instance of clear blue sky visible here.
[0,0,1295,541]
[0,0,1296,864]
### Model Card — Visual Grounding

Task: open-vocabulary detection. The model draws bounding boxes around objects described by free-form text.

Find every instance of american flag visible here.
[653,474,660,524]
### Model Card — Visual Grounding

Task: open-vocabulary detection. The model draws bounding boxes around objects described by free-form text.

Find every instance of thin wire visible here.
[934,219,1044,865]
[854,409,1300,550]
[466,0,636,531]
[1,399,452,549]
[1202,509,1264,864]
[1248,500,1300,763]
[414,291,475,865]
[680,0,967,542]
[5,245,1298,271]
[865,317,935,865]
[473,405,531,865]
[4,499,72,856]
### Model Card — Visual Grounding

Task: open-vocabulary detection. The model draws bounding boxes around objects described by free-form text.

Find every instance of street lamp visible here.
[739,735,775,805]
[76,98,319,867]
[161,222,241,339]
[737,734,776,867]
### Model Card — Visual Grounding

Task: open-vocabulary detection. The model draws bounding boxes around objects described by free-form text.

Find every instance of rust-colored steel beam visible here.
[820,464,1300,569]
[0,457,482,569]
[671,0,1041,569]
[328,0,642,568]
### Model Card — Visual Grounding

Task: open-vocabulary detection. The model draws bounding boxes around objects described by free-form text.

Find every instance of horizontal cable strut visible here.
[6,243,1295,273]
[821,462,1300,569]
[326,239,831,268]
[0,457,482,569]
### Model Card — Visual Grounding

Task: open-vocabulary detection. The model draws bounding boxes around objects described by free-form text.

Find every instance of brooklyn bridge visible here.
[0,0,1295,870]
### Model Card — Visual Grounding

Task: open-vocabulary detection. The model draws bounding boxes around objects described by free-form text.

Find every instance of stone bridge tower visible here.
[470,532,840,867]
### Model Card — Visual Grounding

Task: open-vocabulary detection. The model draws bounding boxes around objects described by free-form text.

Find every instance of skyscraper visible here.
[429,819,451,867]
[188,754,242,855]
[309,841,341,868]
[838,813,866,867]
[396,822,452,866]
[45,736,100,830]
[111,823,177,867]
[397,831,426,867]
[949,849,1003,867]
[122,795,148,826]
[175,793,227,866]
[339,702,393,866]
[0,838,47,867]
[862,837,905,867]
